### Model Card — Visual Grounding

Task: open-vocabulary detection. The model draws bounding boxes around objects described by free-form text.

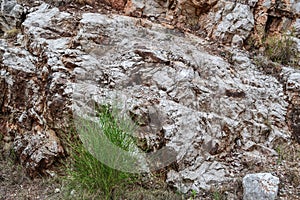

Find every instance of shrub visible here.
[263,32,299,67]
[65,104,139,199]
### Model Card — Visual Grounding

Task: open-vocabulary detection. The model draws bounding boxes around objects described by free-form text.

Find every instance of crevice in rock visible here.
[254,58,299,145]
[0,75,7,114]
[264,15,278,36]
[16,6,28,29]
[256,60,300,144]
[286,94,300,144]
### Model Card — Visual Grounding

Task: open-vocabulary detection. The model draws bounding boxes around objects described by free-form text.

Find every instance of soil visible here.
[0,154,63,200]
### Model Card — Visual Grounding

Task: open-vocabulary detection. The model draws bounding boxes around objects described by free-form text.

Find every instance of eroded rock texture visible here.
[0,0,24,33]
[123,0,300,46]
[0,0,299,197]
[243,173,280,200]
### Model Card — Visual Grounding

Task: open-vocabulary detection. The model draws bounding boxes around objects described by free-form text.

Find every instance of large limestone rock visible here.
[0,3,71,176]
[123,0,300,45]
[0,1,299,195]
[243,173,280,200]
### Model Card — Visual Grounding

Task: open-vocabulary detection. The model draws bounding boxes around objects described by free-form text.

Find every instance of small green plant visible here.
[4,28,20,39]
[212,191,222,200]
[65,104,139,199]
[275,146,284,164]
[263,32,299,67]
[190,189,197,199]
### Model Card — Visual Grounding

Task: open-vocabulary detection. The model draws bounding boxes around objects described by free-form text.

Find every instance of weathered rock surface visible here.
[0,0,24,33]
[0,3,70,176]
[243,173,279,200]
[0,0,299,198]
[283,68,300,143]
[124,0,300,46]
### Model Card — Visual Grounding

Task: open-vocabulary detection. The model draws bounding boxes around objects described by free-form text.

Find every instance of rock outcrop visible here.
[0,0,24,33]
[0,0,299,198]
[124,0,300,46]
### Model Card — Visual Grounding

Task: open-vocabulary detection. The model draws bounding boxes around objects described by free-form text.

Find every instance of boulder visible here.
[243,173,280,200]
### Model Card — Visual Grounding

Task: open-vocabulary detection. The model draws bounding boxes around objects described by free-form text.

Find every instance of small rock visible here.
[232,34,243,47]
[243,173,279,200]
[70,189,76,196]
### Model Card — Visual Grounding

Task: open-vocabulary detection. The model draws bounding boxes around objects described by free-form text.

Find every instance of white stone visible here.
[232,34,244,47]
[243,173,280,200]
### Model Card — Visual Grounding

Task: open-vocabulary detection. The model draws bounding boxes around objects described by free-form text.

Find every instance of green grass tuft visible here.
[64,104,139,199]
[264,32,299,67]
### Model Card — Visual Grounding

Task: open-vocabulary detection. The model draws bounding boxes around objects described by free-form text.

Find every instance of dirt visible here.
[0,160,58,199]
[0,156,183,200]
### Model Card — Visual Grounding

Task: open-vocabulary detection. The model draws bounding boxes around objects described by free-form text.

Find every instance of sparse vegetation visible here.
[263,32,299,67]
[212,191,222,200]
[64,104,139,199]
[190,189,197,199]
[275,145,284,165]
[3,28,20,39]
[273,142,300,192]
[0,107,183,199]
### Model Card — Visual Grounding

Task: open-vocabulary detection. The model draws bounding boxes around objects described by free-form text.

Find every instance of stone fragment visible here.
[232,34,244,47]
[13,128,64,176]
[243,173,280,200]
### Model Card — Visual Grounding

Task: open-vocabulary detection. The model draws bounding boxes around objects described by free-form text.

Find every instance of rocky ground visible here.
[0,0,300,199]
[0,143,299,199]
[0,148,63,200]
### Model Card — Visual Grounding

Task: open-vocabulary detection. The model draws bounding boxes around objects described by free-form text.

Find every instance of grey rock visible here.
[1,0,16,13]
[123,0,299,46]
[291,0,300,13]
[232,34,244,47]
[243,173,280,200]
[262,0,272,8]
[294,19,300,38]
[286,72,300,91]
[0,2,299,195]
[212,2,254,43]
[0,0,24,32]
[72,12,290,192]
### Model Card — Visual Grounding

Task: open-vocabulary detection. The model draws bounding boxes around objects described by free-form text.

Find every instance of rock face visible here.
[124,0,300,46]
[284,69,300,143]
[0,0,299,197]
[243,173,280,200]
[0,0,24,33]
[0,3,69,176]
